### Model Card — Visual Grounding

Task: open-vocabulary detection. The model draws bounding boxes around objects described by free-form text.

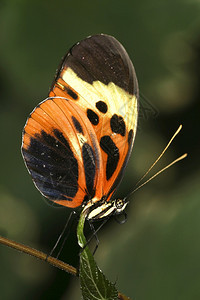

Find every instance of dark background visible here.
[0,1,200,299]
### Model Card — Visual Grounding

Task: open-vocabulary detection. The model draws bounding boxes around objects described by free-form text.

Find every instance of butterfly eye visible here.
[114,199,128,213]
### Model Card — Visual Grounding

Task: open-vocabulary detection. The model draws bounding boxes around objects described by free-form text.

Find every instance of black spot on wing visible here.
[82,143,96,196]
[72,116,84,134]
[66,87,78,100]
[22,129,79,201]
[87,109,99,125]
[106,130,135,200]
[110,114,126,136]
[100,135,119,180]
[54,34,139,97]
[96,101,108,113]
[128,129,133,145]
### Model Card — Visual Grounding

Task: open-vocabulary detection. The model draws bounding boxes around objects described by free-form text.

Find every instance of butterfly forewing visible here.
[49,34,139,203]
[22,97,104,208]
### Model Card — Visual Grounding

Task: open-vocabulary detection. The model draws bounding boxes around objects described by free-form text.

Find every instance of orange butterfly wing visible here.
[49,34,139,202]
[22,34,139,208]
[22,97,104,208]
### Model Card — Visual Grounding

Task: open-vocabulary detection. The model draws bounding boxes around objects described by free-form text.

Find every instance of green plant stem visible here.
[77,209,87,248]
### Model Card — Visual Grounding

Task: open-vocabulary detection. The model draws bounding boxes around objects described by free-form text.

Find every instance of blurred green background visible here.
[0,0,200,299]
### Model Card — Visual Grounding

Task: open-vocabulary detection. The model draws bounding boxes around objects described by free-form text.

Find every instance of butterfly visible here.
[21,34,139,220]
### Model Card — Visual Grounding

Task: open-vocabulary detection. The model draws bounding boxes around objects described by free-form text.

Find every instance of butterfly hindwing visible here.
[22,97,104,208]
[49,34,139,202]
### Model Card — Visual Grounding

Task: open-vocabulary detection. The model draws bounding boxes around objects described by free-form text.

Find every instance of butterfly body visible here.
[22,34,139,219]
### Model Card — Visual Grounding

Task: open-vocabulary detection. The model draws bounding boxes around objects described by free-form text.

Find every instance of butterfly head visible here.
[84,197,129,220]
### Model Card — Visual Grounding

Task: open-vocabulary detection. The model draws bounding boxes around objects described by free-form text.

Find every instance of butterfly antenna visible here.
[129,153,187,196]
[135,124,183,187]
[124,125,188,202]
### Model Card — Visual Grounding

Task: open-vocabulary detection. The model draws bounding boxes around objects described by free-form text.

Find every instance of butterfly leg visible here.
[89,221,100,256]
[80,218,109,255]
[46,210,77,261]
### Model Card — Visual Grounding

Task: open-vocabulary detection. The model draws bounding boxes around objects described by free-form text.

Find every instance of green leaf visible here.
[77,212,118,300]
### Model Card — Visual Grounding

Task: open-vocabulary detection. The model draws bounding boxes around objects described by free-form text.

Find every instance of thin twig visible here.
[0,235,78,276]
